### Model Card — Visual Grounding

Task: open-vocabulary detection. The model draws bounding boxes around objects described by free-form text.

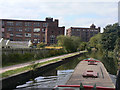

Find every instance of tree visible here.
[57,35,81,52]
[37,42,46,48]
[101,23,120,51]
[78,42,87,51]
[114,38,120,59]
[89,33,102,50]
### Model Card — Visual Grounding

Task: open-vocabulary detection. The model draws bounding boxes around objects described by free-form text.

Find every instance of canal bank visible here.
[1,51,85,89]
[14,51,117,89]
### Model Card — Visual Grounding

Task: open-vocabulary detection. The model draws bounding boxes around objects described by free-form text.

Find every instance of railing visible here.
[55,84,115,90]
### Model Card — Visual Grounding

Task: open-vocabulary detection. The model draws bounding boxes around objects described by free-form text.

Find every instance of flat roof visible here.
[0,19,46,22]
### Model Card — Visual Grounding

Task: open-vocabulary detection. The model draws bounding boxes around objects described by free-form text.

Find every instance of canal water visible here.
[16,51,118,89]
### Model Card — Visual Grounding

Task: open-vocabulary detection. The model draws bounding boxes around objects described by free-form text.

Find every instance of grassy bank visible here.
[1,58,60,78]
[1,52,80,78]
[2,49,67,67]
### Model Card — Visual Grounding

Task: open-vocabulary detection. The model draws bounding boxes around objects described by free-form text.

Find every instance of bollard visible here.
[92,84,96,90]
[80,83,84,90]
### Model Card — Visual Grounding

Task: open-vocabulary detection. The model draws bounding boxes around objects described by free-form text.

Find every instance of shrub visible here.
[2,49,67,66]
[37,42,46,48]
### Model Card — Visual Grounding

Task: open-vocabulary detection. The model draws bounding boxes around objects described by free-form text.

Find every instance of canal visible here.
[16,51,118,89]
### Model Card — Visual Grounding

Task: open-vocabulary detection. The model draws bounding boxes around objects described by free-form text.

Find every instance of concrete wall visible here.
[1,52,83,89]
[2,48,52,55]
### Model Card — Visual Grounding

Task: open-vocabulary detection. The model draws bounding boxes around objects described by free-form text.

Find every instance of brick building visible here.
[66,24,100,42]
[0,17,65,45]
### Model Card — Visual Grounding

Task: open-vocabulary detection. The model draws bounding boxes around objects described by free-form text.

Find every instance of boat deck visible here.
[66,60,115,88]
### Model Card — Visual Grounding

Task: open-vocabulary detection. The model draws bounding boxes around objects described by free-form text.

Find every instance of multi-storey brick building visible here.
[0,17,65,45]
[66,24,100,42]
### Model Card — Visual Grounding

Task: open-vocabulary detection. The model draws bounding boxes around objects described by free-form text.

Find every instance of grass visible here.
[1,52,80,78]
[2,52,65,67]
[1,58,61,78]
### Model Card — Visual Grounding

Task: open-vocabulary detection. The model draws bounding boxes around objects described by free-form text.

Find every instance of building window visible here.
[25,28,31,32]
[95,32,98,34]
[77,29,80,31]
[34,33,40,38]
[25,39,30,41]
[2,33,4,37]
[16,22,23,26]
[33,22,40,27]
[34,28,40,32]
[25,33,31,37]
[59,31,61,34]
[16,33,23,37]
[6,21,14,26]
[42,28,45,32]
[34,39,37,41]
[33,39,40,43]
[25,22,32,26]
[6,27,14,31]
[51,31,54,33]
[10,33,14,36]
[43,23,48,27]
[15,39,22,41]
[77,33,80,36]
[2,21,4,26]
[72,32,74,35]
[50,35,55,44]
[38,39,40,42]
[43,38,45,43]
[10,37,13,41]
[16,27,22,32]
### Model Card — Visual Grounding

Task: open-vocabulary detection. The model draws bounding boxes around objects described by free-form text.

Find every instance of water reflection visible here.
[16,69,74,89]
[16,51,117,89]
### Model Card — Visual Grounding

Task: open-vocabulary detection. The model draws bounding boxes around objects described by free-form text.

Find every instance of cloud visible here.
[0,1,118,31]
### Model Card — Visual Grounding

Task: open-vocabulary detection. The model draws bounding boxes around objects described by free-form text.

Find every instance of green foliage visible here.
[86,47,91,52]
[2,49,66,67]
[114,38,120,59]
[48,49,67,57]
[2,58,60,78]
[78,42,87,51]
[57,35,81,52]
[22,53,34,61]
[102,56,117,75]
[89,33,102,50]
[37,42,46,48]
[101,23,120,51]
[49,44,58,47]
[89,23,120,53]
[2,53,34,66]
[30,62,39,71]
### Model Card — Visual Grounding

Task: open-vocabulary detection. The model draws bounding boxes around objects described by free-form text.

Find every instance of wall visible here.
[2,48,50,55]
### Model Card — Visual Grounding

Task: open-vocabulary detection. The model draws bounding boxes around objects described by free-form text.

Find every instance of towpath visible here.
[0,51,83,74]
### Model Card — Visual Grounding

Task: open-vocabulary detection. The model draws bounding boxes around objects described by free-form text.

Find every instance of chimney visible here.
[90,24,96,28]
[45,17,53,22]
[54,19,59,27]
[98,27,101,32]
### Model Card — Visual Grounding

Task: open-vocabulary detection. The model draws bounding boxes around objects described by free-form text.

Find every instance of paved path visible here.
[0,52,80,74]
[66,60,115,88]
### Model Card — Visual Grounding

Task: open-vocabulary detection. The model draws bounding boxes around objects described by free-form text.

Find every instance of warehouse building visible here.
[0,17,65,46]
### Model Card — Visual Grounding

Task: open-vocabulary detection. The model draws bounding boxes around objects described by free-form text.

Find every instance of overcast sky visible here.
[0,0,119,32]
